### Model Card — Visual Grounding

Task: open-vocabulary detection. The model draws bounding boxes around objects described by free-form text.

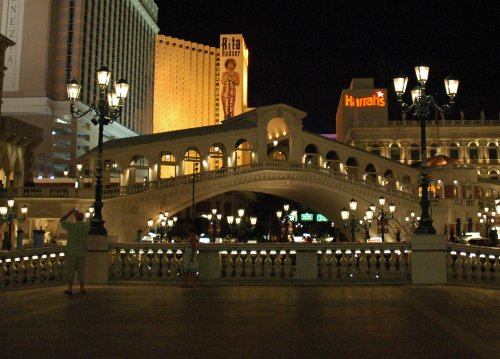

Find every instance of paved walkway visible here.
[0,284,498,359]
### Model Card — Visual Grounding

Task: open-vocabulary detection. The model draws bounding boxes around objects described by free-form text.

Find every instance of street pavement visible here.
[0,284,498,358]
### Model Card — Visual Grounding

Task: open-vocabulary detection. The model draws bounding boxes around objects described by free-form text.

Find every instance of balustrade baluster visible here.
[112,249,122,279]
[139,249,150,279]
[339,252,349,278]
[492,257,499,283]
[349,251,358,278]
[447,253,455,280]
[1,260,7,288]
[388,252,398,278]
[131,250,141,278]
[463,255,473,281]
[481,256,490,282]
[45,254,54,281]
[329,251,339,279]
[368,251,378,278]
[255,251,264,278]
[160,250,171,280]
[378,254,388,278]
[151,250,161,279]
[123,250,133,278]
[283,251,293,278]
[358,251,369,278]
[35,256,44,284]
[12,258,21,286]
[53,254,62,280]
[318,251,326,278]
[234,251,244,278]
[26,257,35,284]
[248,251,257,278]
[454,254,465,280]
[263,252,272,278]
[8,259,17,286]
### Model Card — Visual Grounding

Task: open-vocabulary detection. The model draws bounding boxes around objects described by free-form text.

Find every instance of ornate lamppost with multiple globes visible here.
[393,66,458,234]
[368,196,395,242]
[66,66,130,235]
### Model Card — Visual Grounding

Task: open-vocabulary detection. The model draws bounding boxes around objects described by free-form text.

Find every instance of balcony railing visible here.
[448,244,500,287]
[0,246,67,290]
[109,243,411,283]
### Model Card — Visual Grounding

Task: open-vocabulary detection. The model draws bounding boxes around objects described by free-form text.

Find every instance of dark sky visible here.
[156,0,499,134]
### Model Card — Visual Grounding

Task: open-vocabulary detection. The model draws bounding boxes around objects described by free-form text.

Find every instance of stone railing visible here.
[0,246,67,290]
[2,163,419,202]
[103,163,419,202]
[448,244,500,287]
[2,238,498,290]
[108,242,411,283]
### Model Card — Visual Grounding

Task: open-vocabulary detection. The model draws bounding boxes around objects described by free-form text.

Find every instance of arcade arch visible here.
[184,147,201,175]
[235,139,252,166]
[129,155,150,183]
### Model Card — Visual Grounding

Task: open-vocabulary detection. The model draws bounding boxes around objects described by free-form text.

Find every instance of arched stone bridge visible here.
[102,162,421,242]
[13,104,438,242]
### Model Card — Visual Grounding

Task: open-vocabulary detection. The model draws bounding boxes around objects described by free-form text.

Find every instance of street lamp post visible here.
[1,198,27,251]
[405,211,420,234]
[0,198,15,250]
[276,203,293,242]
[341,198,374,242]
[477,202,498,239]
[191,162,199,221]
[368,196,395,242]
[393,66,459,234]
[66,66,130,235]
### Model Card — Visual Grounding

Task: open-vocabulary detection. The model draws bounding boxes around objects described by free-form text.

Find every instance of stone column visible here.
[296,250,318,280]
[85,235,112,284]
[198,247,221,281]
[411,234,448,284]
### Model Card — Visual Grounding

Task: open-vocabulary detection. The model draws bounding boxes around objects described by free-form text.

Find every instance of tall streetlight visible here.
[405,211,420,234]
[393,66,459,234]
[0,198,15,250]
[66,66,129,235]
[368,196,396,242]
[276,203,292,242]
[191,162,199,221]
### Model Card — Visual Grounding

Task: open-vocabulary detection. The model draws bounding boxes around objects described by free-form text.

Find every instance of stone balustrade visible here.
[0,246,67,289]
[2,240,498,291]
[109,242,411,283]
[448,244,500,286]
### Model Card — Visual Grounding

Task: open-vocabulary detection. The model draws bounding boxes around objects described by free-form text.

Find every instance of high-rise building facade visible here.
[154,34,249,133]
[0,0,159,178]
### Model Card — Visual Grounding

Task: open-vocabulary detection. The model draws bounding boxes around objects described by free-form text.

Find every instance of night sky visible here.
[156,0,499,134]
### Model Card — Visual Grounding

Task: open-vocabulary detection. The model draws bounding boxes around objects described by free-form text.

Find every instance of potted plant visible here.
[33,227,46,248]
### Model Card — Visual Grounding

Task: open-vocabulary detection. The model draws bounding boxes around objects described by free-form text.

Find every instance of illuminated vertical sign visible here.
[1,0,24,91]
[219,34,248,122]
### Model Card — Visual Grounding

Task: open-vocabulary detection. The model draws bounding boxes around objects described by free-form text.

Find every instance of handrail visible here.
[103,163,419,202]
[2,163,419,202]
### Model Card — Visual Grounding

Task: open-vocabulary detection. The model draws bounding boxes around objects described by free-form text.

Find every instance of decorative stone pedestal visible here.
[85,235,114,284]
[198,248,220,281]
[410,234,448,284]
[296,250,318,280]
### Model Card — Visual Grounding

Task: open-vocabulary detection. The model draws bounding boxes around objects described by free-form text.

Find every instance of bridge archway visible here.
[104,165,416,243]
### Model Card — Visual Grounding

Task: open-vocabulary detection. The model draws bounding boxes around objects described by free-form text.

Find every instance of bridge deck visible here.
[2,284,498,358]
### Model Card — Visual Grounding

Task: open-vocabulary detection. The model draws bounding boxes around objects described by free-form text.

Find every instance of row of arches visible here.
[77,140,417,195]
[367,141,499,163]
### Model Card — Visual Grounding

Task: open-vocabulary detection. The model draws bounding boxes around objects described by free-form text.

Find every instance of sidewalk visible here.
[1,284,498,358]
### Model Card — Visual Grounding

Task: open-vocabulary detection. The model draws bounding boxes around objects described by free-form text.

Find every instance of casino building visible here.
[154,34,250,133]
[0,0,159,179]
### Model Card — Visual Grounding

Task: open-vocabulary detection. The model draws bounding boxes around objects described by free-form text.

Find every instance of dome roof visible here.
[427,154,457,167]
[409,154,457,168]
